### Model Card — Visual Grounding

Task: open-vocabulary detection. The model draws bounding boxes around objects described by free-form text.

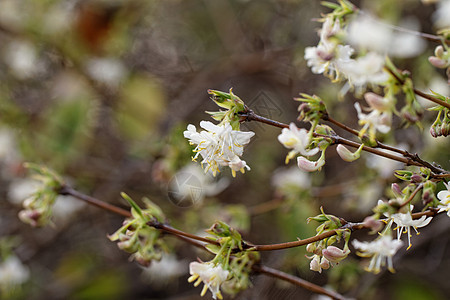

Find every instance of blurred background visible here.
[0,0,449,299]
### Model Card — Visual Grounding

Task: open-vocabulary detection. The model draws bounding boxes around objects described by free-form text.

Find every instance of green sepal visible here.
[121,192,144,219]
[205,243,222,255]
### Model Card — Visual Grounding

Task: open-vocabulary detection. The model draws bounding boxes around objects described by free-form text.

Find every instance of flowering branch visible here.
[240,109,449,176]
[58,185,218,246]
[384,67,450,110]
[322,114,447,174]
[57,185,351,299]
[245,221,364,252]
[244,209,439,252]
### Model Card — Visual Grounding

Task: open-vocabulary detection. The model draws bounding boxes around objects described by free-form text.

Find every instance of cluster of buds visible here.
[429,97,450,138]
[306,208,351,273]
[295,94,327,123]
[108,193,167,267]
[428,45,450,82]
[206,89,246,130]
[188,221,259,299]
[18,163,64,227]
[306,243,350,273]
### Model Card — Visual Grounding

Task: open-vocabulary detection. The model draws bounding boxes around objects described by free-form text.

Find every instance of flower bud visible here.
[336,144,362,162]
[391,183,402,197]
[362,216,383,232]
[133,252,152,267]
[430,126,438,138]
[410,174,424,183]
[364,92,390,111]
[306,243,316,254]
[441,123,450,137]
[428,56,448,69]
[319,256,330,269]
[18,210,42,227]
[309,255,322,273]
[322,246,350,263]
[297,155,325,172]
[435,45,444,58]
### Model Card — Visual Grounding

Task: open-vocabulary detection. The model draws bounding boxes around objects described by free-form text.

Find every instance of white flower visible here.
[347,14,425,58]
[188,262,229,299]
[352,235,403,274]
[304,16,353,81]
[390,208,432,250]
[184,121,255,177]
[339,52,389,94]
[347,14,392,53]
[437,182,450,217]
[354,102,391,138]
[433,0,450,29]
[308,254,330,273]
[278,123,319,163]
[0,255,30,288]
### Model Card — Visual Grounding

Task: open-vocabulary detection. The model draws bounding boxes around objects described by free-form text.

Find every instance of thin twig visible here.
[246,209,438,252]
[323,114,446,174]
[399,184,423,208]
[148,219,219,245]
[247,222,365,251]
[59,185,219,246]
[384,67,450,110]
[59,185,132,218]
[243,109,449,175]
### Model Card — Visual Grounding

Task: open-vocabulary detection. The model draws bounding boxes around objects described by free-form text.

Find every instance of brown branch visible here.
[384,67,450,110]
[247,222,366,251]
[323,114,446,174]
[243,109,449,175]
[148,219,219,245]
[253,264,348,300]
[59,185,132,218]
[59,185,219,246]
[245,208,438,252]
[399,184,424,208]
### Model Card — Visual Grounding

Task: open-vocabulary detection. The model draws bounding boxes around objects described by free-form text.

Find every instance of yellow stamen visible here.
[188,274,199,283]
[200,284,208,297]
[194,277,202,287]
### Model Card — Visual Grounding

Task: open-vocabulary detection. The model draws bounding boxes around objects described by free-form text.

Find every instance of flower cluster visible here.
[184,121,254,177]
[306,209,351,273]
[380,201,432,250]
[352,234,403,274]
[188,262,229,300]
[108,193,167,267]
[17,164,64,227]
[304,14,389,95]
[187,221,259,299]
[428,45,450,83]
[278,123,329,172]
[354,92,393,142]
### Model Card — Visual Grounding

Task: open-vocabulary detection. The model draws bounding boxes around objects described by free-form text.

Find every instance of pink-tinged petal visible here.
[297,156,325,172]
